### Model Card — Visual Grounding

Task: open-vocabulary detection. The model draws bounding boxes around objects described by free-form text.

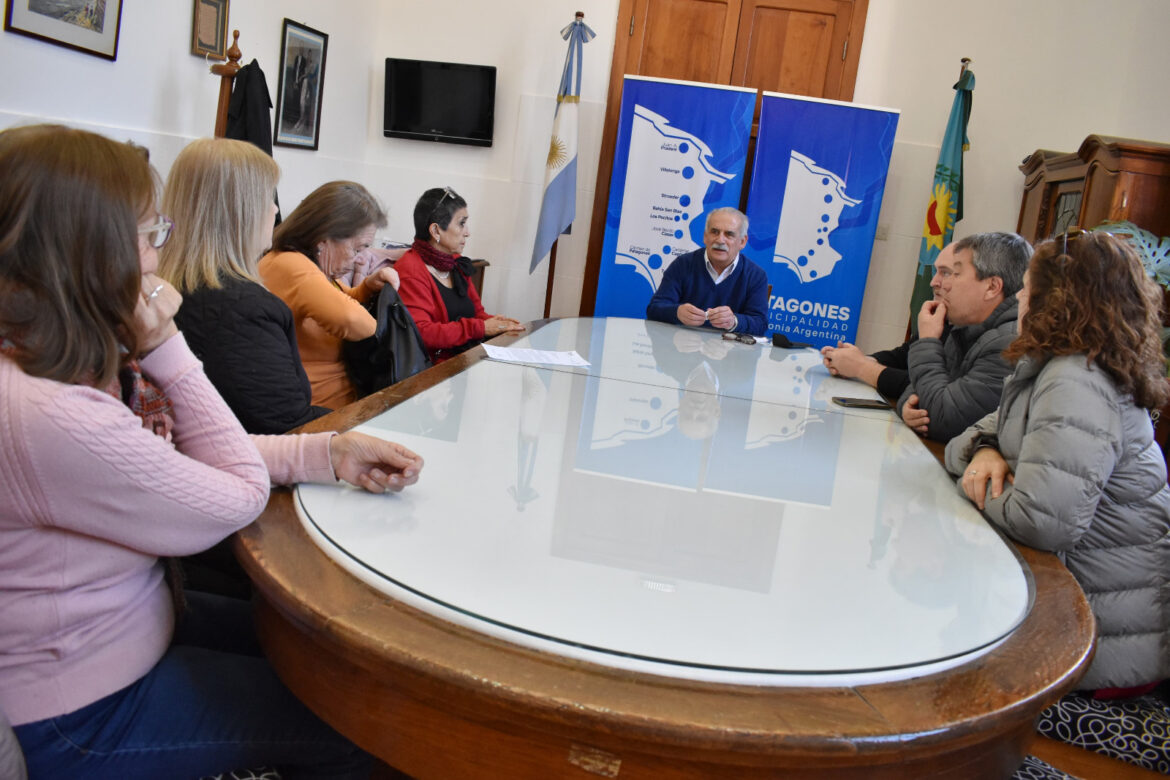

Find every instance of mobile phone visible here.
[832,396,893,410]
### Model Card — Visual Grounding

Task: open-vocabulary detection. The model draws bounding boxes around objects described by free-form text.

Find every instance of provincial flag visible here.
[909,67,974,323]
[530,15,595,273]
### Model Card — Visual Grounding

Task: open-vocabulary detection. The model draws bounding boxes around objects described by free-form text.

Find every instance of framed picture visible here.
[4,0,123,60]
[273,18,328,151]
[190,0,228,58]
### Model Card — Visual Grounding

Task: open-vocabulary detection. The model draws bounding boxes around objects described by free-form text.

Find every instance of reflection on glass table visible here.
[295,318,1030,686]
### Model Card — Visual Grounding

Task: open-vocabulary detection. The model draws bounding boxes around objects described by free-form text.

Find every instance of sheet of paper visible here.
[483,345,590,366]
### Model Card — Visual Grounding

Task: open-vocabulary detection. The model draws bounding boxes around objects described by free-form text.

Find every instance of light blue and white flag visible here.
[530,15,595,273]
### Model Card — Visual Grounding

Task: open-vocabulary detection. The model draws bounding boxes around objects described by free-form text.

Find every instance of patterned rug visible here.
[1036,687,1170,774]
[1012,754,1076,780]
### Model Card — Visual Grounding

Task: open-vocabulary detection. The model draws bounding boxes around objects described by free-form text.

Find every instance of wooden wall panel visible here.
[628,0,741,84]
[733,0,850,97]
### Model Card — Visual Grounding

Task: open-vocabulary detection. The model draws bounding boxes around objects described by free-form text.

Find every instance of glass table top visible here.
[295,318,1031,685]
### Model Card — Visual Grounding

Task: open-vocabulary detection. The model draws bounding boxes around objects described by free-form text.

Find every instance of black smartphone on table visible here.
[831,396,893,410]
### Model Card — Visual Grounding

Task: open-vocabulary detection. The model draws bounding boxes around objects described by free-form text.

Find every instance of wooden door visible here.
[579,0,868,314]
[626,0,742,84]
[731,0,857,97]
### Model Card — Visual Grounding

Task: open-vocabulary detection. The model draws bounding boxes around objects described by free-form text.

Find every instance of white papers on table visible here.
[483,345,590,366]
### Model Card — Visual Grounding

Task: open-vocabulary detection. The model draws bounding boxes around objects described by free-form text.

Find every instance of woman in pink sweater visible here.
[0,125,422,779]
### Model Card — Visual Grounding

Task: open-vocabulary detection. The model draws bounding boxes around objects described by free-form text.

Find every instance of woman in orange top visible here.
[258,181,399,409]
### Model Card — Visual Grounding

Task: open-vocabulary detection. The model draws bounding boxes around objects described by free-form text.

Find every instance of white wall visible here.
[2,0,1168,340]
[850,0,1170,351]
[0,0,618,321]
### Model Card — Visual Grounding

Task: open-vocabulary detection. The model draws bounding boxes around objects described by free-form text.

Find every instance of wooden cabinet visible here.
[1017,135,1170,244]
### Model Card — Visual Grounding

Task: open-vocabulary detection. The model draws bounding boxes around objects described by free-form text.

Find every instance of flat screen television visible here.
[384,58,496,147]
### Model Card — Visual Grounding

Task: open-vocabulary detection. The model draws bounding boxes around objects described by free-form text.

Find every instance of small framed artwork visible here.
[190,0,228,58]
[4,0,123,60]
[273,18,328,151]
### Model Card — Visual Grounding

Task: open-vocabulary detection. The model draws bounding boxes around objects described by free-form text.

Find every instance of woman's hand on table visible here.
[484,316,525,337]
[134,273,182,355]
[962,447,1014,511]
[329,432,423,493]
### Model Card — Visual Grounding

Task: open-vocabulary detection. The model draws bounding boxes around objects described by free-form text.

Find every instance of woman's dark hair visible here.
[413,187,468,241]
[0,124,156,387]
[1005,231,1168,410]
[272,180,386,263]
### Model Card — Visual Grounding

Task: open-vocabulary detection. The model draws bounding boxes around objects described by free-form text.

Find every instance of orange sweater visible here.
[258,250,375,410]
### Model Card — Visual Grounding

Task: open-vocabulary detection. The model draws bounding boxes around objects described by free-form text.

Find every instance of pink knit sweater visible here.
[0,334,336,725]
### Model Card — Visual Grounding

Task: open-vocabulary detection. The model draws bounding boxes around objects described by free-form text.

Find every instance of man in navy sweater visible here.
[645,207,770,336]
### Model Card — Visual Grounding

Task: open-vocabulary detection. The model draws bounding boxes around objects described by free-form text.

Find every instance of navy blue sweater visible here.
[645,249,770,336]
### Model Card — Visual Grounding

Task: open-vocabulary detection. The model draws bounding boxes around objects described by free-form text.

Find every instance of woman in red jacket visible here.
[395,187,524,362]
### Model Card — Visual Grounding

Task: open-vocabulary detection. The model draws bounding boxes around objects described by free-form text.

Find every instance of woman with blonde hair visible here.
[160,137,327,434]
[0,123,423,778]
[259,181,400,409]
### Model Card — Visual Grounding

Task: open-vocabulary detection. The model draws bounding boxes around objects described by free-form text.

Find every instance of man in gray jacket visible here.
[897,232,1031,441]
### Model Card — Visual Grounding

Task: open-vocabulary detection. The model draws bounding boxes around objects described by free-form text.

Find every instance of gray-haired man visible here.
[823,232,1032,441]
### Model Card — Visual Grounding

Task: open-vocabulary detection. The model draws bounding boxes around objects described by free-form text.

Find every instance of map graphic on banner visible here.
[745,93,900,349]
[594,77,755,319]
[613,105,733,292]
[774,151,860,283]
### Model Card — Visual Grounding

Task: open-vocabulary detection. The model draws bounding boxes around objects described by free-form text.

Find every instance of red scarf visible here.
[411,239,476,297]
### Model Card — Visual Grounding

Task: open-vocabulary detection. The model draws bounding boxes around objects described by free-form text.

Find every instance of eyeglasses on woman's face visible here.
[138,215,174,249]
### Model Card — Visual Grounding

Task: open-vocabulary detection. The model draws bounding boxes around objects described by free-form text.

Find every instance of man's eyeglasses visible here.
[138,216,174,249]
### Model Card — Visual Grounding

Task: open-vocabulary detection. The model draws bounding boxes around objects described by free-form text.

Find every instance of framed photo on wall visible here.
[273,18,328,151]
[4,0,123,60]
[190,0,229,58]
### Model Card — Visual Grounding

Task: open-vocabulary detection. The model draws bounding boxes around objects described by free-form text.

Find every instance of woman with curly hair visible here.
[946,229,1169,693]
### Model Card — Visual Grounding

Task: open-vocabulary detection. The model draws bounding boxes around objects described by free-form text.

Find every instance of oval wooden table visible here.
[235,323,1094,780]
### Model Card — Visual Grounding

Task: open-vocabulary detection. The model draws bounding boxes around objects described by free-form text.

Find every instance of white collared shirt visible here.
[704,251,739,285]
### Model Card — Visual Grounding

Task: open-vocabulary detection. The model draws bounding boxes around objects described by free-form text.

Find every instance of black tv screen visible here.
[384,58,496,147]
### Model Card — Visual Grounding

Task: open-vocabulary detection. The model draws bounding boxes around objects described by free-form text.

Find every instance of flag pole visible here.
[906,56,975,335]
[544,240,559,318]
[532,11,594,316]
[543,10,584,318]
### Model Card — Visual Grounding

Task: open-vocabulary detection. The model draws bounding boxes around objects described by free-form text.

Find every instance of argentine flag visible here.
[530,16,595,273]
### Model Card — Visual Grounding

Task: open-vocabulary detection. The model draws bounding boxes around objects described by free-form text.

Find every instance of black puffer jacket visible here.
[175,277,330,434]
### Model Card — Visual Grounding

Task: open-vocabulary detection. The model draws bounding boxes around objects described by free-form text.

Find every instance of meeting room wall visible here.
[850,0,1170,352]
[1,0,1167,341]
[0,0,618,321]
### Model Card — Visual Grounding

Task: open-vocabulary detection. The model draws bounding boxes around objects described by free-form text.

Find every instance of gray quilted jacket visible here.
[900,298,1018,442]
[946,354,1170,689]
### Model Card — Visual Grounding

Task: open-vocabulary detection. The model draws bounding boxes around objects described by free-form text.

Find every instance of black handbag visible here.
[343,284,432,396]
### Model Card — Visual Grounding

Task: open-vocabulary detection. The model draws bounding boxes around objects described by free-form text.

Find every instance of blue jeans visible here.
[14,591,371,780]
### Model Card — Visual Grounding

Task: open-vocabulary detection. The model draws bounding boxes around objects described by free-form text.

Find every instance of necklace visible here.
[427,265,450,281]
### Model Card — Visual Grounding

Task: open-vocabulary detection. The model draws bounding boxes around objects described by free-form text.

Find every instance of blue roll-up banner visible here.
[594,76,756,319]
[745,93,899,349]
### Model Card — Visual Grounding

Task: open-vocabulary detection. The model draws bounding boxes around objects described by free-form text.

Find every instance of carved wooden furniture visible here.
[1017,134,1170,243]
[234,319,1093,779]
[210,30,243,138]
